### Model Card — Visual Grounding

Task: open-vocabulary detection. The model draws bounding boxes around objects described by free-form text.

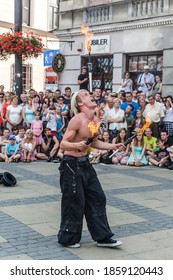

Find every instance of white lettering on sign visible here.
[84,35,110,54]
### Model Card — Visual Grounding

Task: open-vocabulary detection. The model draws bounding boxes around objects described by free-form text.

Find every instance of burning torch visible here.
[86,121,100,145]
[109,118,151,158]
[81,25,93,92]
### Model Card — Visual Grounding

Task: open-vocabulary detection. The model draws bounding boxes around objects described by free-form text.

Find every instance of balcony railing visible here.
[130,0,167,17]
[84,6,112,24]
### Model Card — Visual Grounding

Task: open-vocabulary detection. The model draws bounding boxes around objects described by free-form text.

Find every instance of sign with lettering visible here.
[85,35,110,54]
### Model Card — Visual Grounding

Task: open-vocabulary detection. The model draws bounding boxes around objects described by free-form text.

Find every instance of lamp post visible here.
[87,45,92,93]
[14,0,23,98]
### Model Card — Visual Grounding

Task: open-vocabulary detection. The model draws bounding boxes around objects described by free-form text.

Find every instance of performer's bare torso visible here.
[63,112,98,157]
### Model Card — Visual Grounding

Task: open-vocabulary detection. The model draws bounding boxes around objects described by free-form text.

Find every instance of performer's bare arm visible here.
[92,139,124,151]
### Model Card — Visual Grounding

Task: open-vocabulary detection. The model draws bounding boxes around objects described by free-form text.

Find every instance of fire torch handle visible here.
[109,133,137,158]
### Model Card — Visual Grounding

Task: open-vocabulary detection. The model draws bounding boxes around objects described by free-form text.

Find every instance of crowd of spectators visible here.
[0,68,173,170]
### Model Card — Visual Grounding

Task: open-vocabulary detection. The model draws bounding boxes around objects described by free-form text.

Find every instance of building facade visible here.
[0,0,59,92]
[55,0,173,96]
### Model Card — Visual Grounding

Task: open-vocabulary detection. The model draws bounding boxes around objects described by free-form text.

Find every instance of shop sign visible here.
[85,35,110,54]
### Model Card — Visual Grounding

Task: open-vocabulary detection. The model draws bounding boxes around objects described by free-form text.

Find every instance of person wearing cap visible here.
[0,134,21,163]
[137,65,155,97]
[78,66,89,90]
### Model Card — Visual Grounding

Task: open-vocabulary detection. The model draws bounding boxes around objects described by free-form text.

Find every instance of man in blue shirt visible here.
[120,92,139,117]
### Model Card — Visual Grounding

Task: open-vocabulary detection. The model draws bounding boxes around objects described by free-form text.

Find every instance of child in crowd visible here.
[31,111,43,152]
[127,133,148,166]
[21,129,37,162]
[46,105,57,136]
[144,127,157,158]
[133,109,145,130]
[124,104,134,137]
[41,102,48,131]
[0,134,21,163]
[56,105,65,141]
[148,138,170,167]
[112,128,130,165]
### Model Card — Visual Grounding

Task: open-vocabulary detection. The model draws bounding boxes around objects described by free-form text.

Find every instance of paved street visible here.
[0,161,173,260]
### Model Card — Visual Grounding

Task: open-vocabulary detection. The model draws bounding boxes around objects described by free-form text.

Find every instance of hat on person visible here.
[9,134,16,140]
[144,65,150,70]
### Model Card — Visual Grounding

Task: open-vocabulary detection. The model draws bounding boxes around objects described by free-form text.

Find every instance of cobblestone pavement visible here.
[0,161,173,260]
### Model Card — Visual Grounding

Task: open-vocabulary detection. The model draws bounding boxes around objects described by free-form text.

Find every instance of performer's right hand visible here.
[77,141,88,152]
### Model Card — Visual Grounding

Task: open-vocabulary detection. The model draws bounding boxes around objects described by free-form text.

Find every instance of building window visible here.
[81,55,113,90]
[10,64,32,92]
[127,53,163,88]
[23,0,30,26]
[49,0,59,31]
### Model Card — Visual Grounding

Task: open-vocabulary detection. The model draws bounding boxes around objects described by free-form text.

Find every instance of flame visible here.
[81,24,93,52]
[138,116,151,134]
[88,122,100,136]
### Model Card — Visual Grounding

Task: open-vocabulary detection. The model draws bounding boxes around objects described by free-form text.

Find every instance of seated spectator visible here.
[99,130,113,164]
[11,126,19,136]
[112,128,130,165]
[36,128,59,162]
[0,134,21,163]
[21,129,37,162]
[0,127,10,154]
[127,133,148,166]
[160,130,173,148]
[166,145,173,170]
[144,127,157,158]
[148,138,170,167]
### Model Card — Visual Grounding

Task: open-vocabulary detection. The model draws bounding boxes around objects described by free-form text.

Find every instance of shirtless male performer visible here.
[57,89,124,248]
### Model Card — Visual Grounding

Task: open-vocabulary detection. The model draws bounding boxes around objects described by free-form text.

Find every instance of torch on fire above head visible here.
[109,117,151,158]
[85,122,100,145]
[81,24,93,92]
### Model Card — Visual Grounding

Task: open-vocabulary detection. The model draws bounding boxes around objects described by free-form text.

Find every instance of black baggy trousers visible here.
[57,155,114,245]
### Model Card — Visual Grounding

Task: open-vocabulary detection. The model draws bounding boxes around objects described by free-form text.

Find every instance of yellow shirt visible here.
[144,136,157,149]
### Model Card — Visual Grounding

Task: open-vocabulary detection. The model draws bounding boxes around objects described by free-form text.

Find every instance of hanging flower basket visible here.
[0,31,44,61]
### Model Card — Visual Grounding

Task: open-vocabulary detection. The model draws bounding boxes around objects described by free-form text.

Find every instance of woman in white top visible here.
[163,96,173,136]
[6,96,22,132]
[106,98,125,138]
[120,72,133,93]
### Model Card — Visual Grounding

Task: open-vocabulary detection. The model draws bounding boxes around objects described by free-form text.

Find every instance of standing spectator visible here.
[106,98,125,139]
[120,72,133,93]
[93,87,106,106]
[78,66,89,90]
[33,94,42,112]
[163,97,173,136]
[137,65,155,97]
[124,104,135,137]
[152,75,162,96]
[138,97,147,114]
[63,87,71,108]
[0,134,21,163]
[46,105,57,136]
[0,93,3,129]
[41,102,48,131]
[133,109,145,131]
[6,96,22,132]
[21,129,37,162]
[132,90,138,103]
[20,94,28,107]
[1,92,11,127]
[143,94,165,138]
[22,97,36,129]
[56,105,65,141]
[120,92,139,117]
[127,133,148,166]
[31,111,43,152]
